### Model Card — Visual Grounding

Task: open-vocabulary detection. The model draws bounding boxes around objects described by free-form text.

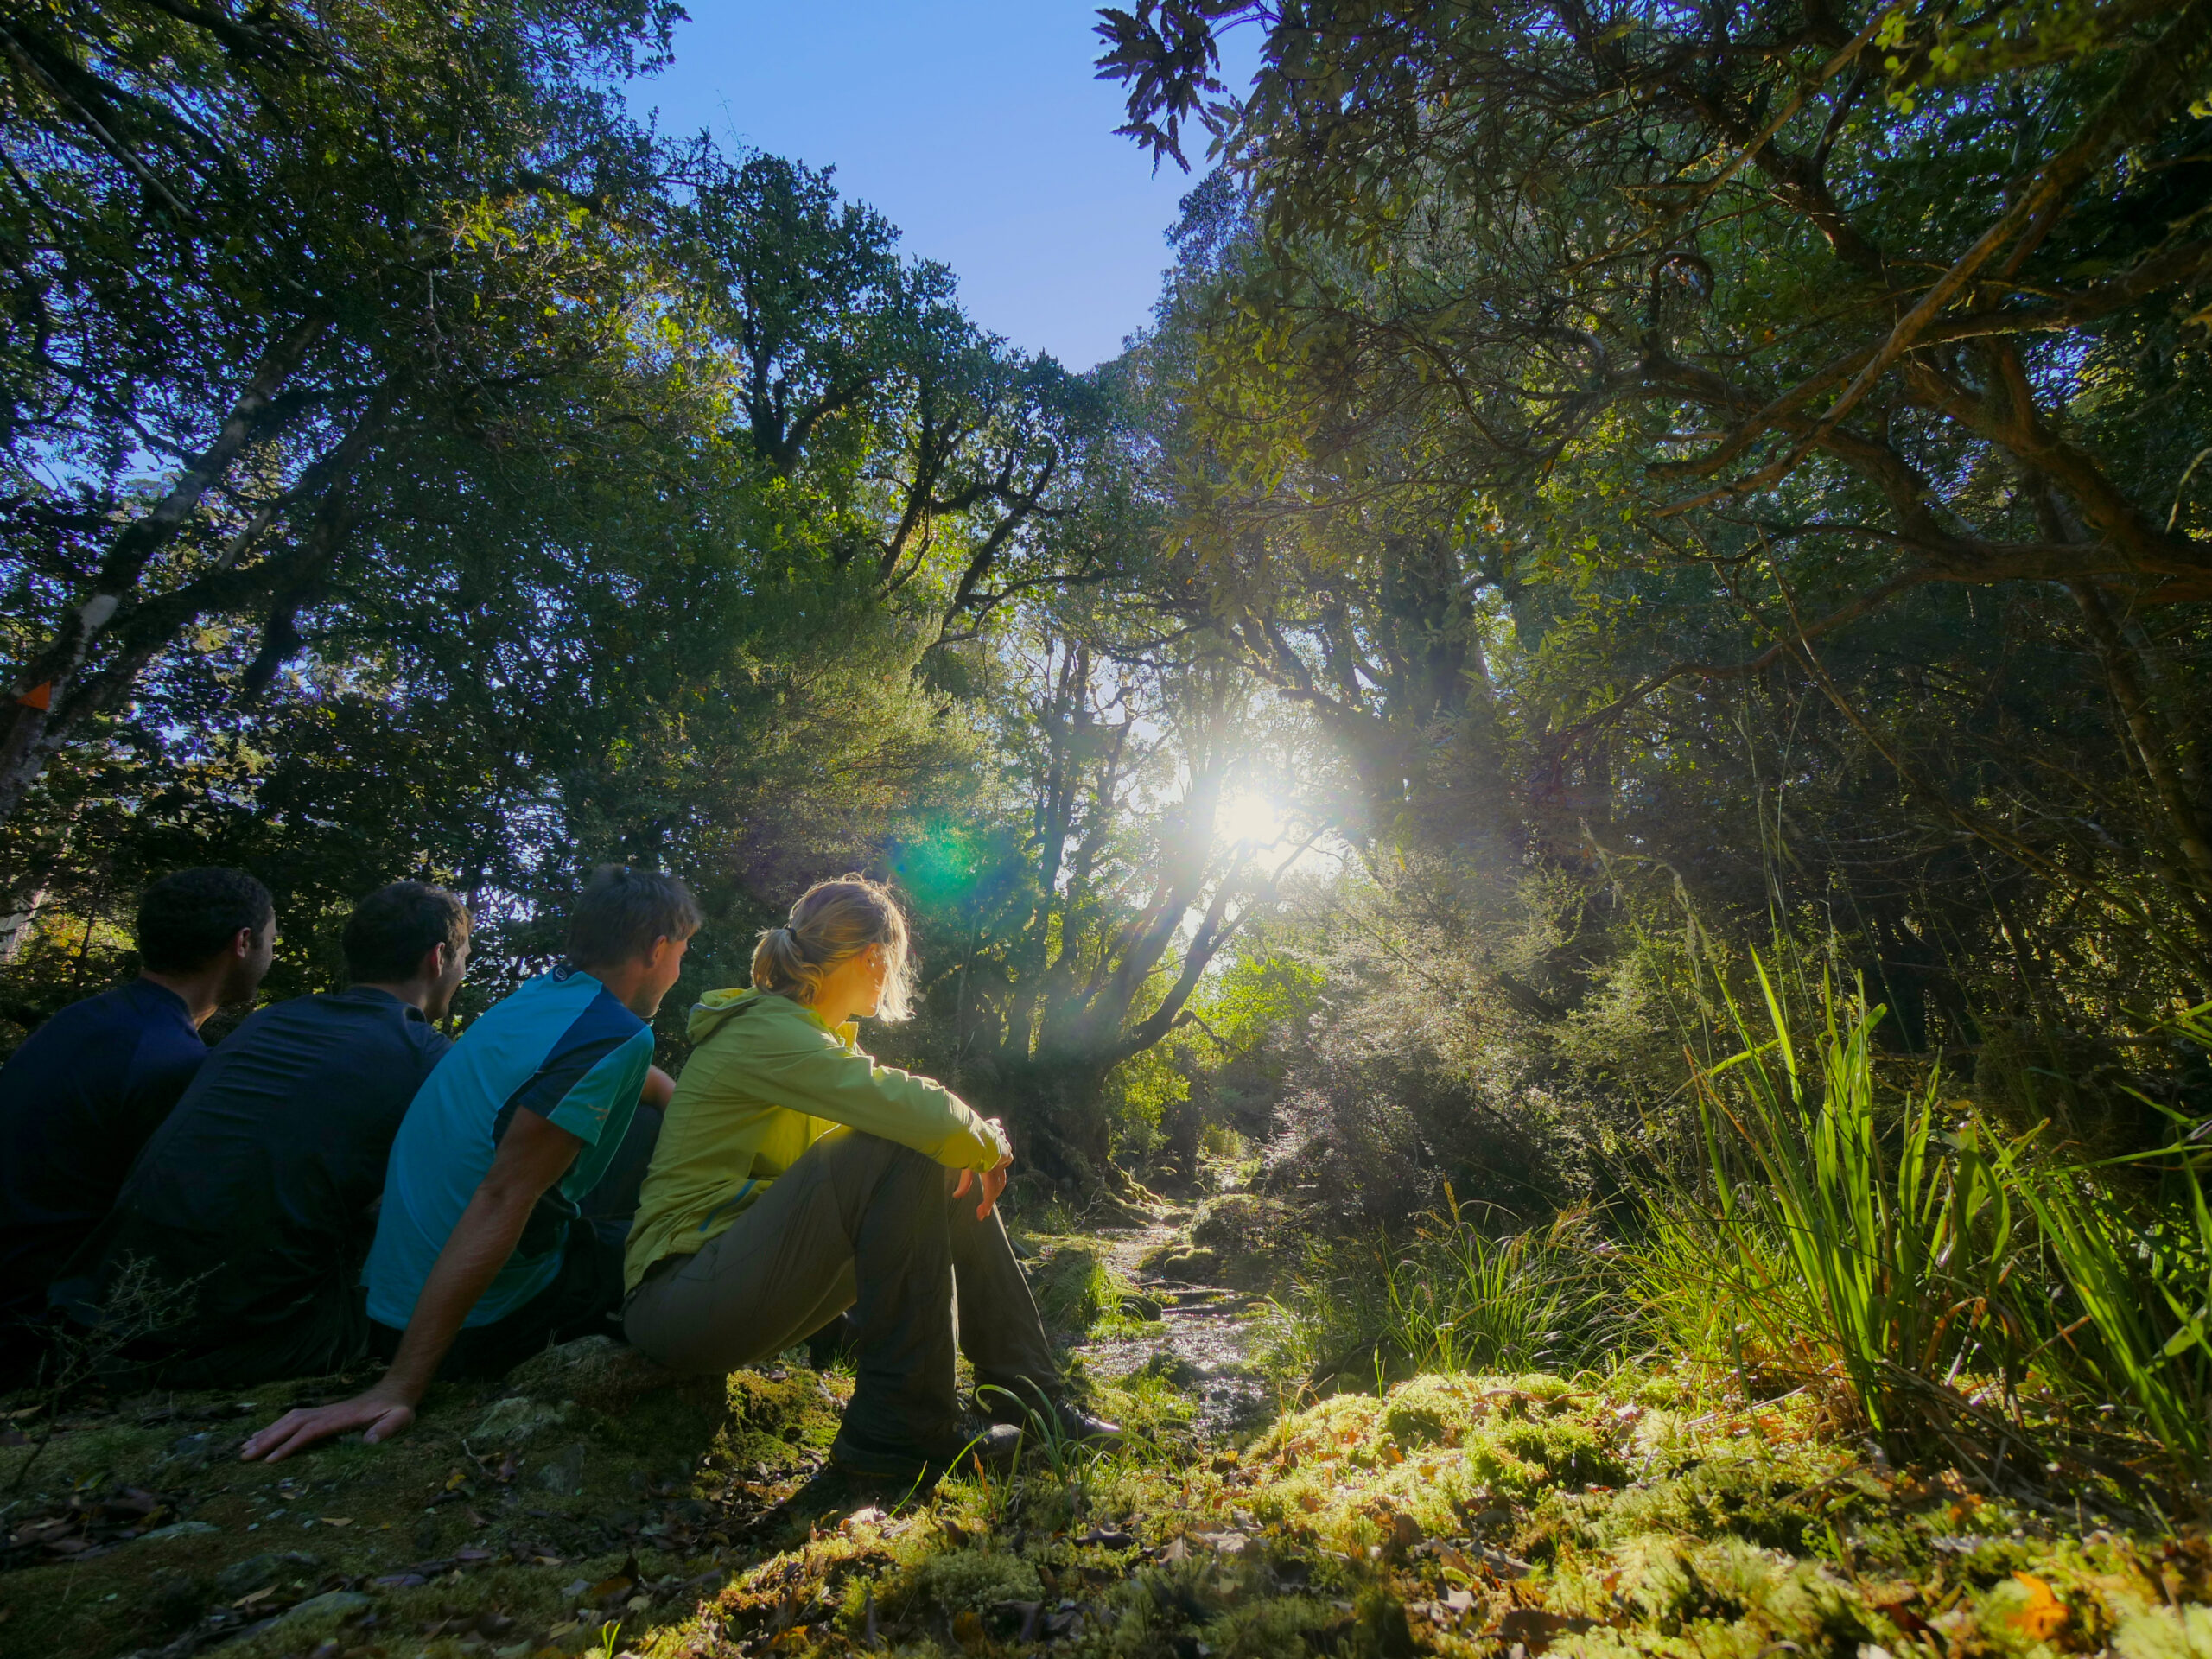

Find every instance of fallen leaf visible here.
[951,1608,985,1652]
[319,1516,353,1527]
[1493,1608,1598,1654]
[2005,1574,2069,1641]
[1484,1548,1533,1580]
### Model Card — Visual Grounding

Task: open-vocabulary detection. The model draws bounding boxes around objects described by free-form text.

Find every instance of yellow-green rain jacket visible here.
[622,988,1008,1290]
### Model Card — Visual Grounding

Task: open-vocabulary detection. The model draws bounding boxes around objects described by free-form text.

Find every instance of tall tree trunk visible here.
[0,877,47,963]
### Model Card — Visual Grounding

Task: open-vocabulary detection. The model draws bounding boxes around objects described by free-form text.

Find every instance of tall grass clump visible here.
[1286,1198,1627,1388]
[2004,1016,2212,1479]
[1642,957,2031,1443]
[1644,950,2212,1491]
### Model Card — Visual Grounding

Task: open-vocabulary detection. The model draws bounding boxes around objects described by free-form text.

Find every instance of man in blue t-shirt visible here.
[244,866,699,1463]
[0,868,276,1356]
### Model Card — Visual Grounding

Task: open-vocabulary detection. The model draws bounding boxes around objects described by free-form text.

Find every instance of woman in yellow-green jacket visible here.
[621,874,1116,1483]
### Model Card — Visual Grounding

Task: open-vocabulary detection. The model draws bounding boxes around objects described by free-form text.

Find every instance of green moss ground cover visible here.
[5,1333,2197,1659]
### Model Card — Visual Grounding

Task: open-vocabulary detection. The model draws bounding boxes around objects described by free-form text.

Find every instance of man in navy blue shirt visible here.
[55,881,470,1388]
[0,868,276,1362]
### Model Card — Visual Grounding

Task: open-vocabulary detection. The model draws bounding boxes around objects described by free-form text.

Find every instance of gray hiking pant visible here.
[621,1128,1058,1448]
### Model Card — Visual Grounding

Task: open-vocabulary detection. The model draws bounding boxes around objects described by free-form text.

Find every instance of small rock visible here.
[505,1334,721,1415]
[471,1395,577,1445]
[537,1441,588,1496]
[1147,1247,1223,1284]
[139,1520,220,1541]
[278,1590,372,1624]
[215,1551,321,1597]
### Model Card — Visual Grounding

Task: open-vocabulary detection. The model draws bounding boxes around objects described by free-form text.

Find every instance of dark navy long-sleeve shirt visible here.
[0,980,209,1320]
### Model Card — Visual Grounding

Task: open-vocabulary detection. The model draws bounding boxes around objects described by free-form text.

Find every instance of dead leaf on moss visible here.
[1493,1606,1599,1653]
[2002,1574,2069,1642]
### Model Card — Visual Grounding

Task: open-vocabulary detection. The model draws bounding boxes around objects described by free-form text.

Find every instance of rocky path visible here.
[1068,1214,1276,1434]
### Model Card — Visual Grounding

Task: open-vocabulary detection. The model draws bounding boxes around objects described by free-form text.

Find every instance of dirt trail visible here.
[1069,1213,1276,1434]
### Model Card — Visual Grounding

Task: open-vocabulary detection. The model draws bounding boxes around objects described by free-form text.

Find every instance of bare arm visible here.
[640,1064,675,1109]
[241,1109,584,1462]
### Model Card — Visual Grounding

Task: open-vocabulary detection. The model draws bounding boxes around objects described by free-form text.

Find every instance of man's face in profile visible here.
[224,915,279,1003]
[427,936,471,1021]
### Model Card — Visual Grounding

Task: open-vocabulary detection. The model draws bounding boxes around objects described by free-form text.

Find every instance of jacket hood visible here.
[687,985,764,1041]
[686,987,844,1045]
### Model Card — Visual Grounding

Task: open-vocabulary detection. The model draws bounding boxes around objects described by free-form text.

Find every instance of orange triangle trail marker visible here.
[14,682,52,711]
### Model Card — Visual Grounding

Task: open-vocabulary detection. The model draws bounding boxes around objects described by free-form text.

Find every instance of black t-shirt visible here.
[57,986,451,1349]
[0,980,208,1319]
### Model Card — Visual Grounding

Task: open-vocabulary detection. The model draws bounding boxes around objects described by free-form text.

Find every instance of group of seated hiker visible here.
[0,864,1111,1483]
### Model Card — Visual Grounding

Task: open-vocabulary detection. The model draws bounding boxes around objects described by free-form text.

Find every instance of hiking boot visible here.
[1038,1400,1123,1444]
[977,1387,1123,1445]
[830,1419,1022,1484]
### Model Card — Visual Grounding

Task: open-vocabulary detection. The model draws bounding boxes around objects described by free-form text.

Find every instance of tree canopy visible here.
[4,0,2210,1186]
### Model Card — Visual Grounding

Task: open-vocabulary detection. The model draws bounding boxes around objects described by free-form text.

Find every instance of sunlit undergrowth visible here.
[3,1259,2206,1659]
[1274,961,2212,1509]
[613,1363,2190,1659]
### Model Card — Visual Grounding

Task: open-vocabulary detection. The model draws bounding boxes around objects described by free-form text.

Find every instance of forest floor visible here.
[2,1199,2204,1659]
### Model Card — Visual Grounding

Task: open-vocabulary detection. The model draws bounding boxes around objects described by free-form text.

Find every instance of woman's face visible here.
[855,942,892,1015]
[815,940,892,1021]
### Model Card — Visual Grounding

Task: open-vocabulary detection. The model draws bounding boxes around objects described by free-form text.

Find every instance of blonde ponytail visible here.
[750,874,915,1021]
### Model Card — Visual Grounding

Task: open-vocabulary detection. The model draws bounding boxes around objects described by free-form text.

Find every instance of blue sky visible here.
[627,3,1253,370]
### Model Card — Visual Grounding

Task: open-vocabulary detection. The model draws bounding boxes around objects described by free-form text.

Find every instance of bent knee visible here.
[814,1127,939,1187]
